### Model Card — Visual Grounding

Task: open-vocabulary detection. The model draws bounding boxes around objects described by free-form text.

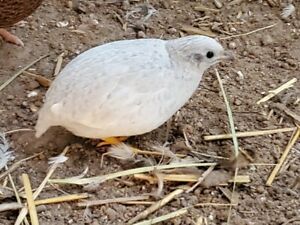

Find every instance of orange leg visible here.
[0,28,24,47]
[97,136,128,147]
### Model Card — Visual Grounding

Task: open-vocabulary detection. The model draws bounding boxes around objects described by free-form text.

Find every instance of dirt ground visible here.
[0,0,299,224]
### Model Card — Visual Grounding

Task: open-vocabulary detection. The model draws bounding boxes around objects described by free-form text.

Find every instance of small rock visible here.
[213,0,223,9]
[261,34,273,46]
[228,41,237,49]
[137,31,146,38]
[234,98,242,106]
[167,27,177,34]
[36,205,47,212]
[256,185,265,194]
[56,21,69,28]
[7,95,14,100]
[26,79,40,90]
[105,207,118,221]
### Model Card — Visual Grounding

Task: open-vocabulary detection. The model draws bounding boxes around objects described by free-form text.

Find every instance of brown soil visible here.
[0,1,299,225]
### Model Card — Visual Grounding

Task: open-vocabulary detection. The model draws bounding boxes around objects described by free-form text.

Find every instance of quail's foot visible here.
[97,136,128,147]
[0,28,24,47]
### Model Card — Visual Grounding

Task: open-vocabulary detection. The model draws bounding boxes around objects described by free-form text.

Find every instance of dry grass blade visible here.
[227,168,239,224]
[0,202,23,212]
[0,194,88,212]
[77,195,149,207]
[186,165,215,193]
[54,52,64,76]
[133,207,188,225]
[123,201,154,205]
[22,174,39,225]
[203,127,296,141]
[0,55,48,92]
[256,78,297,104]
[49,162,217,185]
[4,128,34,134]
[134,173,250,184]
[34,193,88,205]
[220,23,277,40]
[266,127,300,186]
[215,69,239,157]
[128,189,184,224]
[23,71,52,87]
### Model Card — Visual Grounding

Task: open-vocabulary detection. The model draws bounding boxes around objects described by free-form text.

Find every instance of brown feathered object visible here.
[0,0,43,46]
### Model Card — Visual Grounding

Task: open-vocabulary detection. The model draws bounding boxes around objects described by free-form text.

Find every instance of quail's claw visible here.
[97,136,128,147]
[0,28,24,47]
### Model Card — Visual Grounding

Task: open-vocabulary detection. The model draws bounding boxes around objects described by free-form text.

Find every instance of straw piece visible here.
[123,201,154,205]
[204,127,296,141]
[220,23,277,40]
[22,174,39,225]
[0,202,23,212]
[54,52,64,76]
[78,195,149,207]
[49,162,217,185]
[34,193,89,205]
[266,127,300,186]
[134,173,250,184]
[15,147,69,225]
[195,203,237,207]
[215,69,239,157]
[128,189,184,224]
[256,78,297,104]
[133,207,188,225]
[0,55,48,92]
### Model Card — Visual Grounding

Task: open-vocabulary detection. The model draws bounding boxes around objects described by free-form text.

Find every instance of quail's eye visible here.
[206,51,214,59]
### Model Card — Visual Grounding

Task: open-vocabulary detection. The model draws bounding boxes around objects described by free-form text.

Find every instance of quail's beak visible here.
[220,50,235,60]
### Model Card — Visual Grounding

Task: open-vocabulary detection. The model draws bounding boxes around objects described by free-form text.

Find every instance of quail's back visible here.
[35,36,229,139]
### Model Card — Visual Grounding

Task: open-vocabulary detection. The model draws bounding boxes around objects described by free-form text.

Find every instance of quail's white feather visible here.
[0,132,13,170]
[35,35,232,139]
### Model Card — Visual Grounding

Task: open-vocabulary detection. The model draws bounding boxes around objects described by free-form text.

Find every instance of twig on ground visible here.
[0,55,48,92]
[220,23,277,40]
[204,127,296,141]
[266,127,300,186]
[22,174,39,225]
[128,189,184,224]
[256,78,297,104]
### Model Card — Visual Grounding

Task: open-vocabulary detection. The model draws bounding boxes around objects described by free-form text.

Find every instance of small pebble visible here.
[56,21,69,28]
[7,95,14,100]
[213,0,223,9]
[36,205,47,212]
[228,41,237,49]
[261,34,273,46]
[256,185,265,194]
[137,31,146,38]
[234,98,242,106]
[167,27,177,34]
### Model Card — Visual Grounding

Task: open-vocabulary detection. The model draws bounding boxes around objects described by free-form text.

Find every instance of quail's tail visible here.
[35,106,53,138]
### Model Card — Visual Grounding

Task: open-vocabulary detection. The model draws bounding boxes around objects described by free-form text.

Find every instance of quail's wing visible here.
[46,40,177,130]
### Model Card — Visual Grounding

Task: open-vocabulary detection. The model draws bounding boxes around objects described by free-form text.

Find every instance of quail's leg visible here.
[97,136,128,147]
[0,29,24,47]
